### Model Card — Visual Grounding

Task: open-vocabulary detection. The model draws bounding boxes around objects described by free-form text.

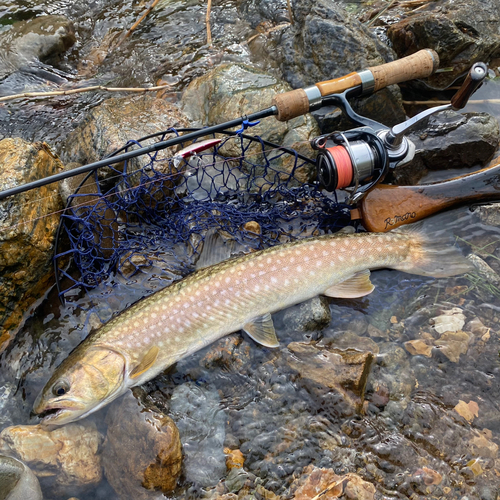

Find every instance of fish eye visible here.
[52,380,70,397]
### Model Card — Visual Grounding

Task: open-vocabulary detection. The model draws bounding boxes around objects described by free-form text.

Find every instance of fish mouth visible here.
[34,400,87,425]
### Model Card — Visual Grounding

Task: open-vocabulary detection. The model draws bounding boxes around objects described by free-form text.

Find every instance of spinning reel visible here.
[312,62,488,203]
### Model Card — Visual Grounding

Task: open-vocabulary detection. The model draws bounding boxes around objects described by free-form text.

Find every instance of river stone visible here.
[0,422,103,497]
[62,95,190,182]
[285,342,373,415]
[0,15,76,80]
[392,110,499,185]
[102,391,182,500]
[0,454,42,500]
[170,382,227,487]
[0,138,63,353]
[181,63,319,185]
[388,0,500,89]
[275,0,406,128]
[282,296,331,332]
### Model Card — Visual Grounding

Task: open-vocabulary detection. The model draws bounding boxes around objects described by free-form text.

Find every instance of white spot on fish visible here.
[339,256,345,261]
[254,285,260,292]
[271,277,277,283]
[316,261,322,268]
[297,266,303,272]
[290,257,295,263]
[225,277,231,283]
[309,270,315,276]
[159,342,164,347]
[175,336,180,342]
[284,279,290,285]
[267,257,272,263]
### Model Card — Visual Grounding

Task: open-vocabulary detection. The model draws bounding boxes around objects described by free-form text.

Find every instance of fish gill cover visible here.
[54,128,352,304]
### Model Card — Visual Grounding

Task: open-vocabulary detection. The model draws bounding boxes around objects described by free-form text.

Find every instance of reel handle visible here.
[451,62,488,110]
[356,158,500,232]
[272,49,439,121]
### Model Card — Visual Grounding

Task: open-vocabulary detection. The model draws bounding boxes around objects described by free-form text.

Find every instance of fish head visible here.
[33,347,127,426]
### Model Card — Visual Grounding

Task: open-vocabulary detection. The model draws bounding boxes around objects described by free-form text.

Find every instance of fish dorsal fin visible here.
[243,313,279,348]
[323,270,375,298]
[130,345,160,379]
[195,227,235,270]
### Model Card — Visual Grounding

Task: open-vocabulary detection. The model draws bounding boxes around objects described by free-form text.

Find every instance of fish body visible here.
[34,224,471,425]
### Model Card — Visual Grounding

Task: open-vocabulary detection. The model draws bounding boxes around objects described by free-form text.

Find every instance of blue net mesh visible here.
[54,129,352,302]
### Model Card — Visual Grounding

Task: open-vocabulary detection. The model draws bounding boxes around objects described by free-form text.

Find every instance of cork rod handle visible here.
[272,49,439,121]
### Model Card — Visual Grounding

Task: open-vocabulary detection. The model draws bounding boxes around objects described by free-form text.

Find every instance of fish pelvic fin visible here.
[390,219,473,278]
[243,313,279,348]
[130,345,160,379]
[323,270,375,298]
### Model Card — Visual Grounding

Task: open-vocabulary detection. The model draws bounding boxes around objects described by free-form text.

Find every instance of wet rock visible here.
[181,63,319,184]
[290,465,375,500]
[392,111,499,185]
[276,0,405,128]
[388,0,500,88]
[475,203,500,227]
[102,391,182,500]
[0,454,42,500]
[467,254,500,286]
[0,422,103,497]
[404,339,433,358]
[62,95,190,181]
[282,297,331,332]
[0,15,76,80]
[430,307,466,334]
[170,382,226,487]
[285,342,374,414]
[0,138,63,352]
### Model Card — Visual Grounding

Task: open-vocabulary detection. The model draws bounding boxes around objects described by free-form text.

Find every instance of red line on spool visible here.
[328,145,353,189]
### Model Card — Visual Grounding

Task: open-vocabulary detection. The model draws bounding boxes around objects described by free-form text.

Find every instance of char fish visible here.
[34,222,471,425]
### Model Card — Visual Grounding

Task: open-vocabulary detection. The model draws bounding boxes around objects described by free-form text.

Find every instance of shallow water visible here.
[1,1,500,499]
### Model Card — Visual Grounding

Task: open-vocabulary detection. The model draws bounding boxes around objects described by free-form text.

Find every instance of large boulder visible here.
[276,0,406,128]
[388,0,500,88]
[181,63,320,184]
[62,95,190,169]
[0,138,63,352]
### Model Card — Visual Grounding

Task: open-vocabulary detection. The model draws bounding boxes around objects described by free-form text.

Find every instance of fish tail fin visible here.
[390,217,473,278]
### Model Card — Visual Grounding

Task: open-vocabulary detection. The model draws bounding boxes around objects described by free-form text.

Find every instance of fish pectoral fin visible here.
[130,345,160,379]
[243,313,279,348]
[323,270,375,298]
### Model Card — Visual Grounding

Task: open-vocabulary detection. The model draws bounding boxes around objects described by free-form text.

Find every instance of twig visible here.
[366,0,398,27]
[403,99,500,105]
[0,84,171,103]
[115,0,160,48]
[287,0,294,24]
[247,23,291,44]
[206,0,212,46]
[310,476,348,500]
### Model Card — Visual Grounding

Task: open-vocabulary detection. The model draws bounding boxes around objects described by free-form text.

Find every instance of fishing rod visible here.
[0,49,438,201]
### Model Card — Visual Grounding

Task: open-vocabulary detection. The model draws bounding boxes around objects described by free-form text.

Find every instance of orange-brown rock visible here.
[102,391,182,499]
[0,139,63,352]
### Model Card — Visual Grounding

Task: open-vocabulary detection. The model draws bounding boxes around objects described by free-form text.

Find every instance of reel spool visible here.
[312,130,389,194]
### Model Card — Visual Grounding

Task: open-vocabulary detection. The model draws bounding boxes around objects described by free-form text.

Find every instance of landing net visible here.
[54,129,352,302]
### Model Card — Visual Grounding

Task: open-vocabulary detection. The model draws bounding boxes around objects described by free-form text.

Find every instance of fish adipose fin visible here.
[391,218,473,278]
[130,345,160,379]
[243,313,279,348]
[323,270,375,298]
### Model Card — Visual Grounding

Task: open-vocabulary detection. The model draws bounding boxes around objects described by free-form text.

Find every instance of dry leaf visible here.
[431,307,466,334]
[454,400,479,422]
[390,316,398,324]
[404,339,433,358]
[413,467,442,485]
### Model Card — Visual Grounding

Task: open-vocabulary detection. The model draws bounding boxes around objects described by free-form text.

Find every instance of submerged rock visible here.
[285,341,374,415]
[170,382,227,487]
[0,454,42,500]
[0,422,103,497]
[102,391,182,500]
[282,296,331,332]
[0,138,63,352]
[0,15,76,81]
